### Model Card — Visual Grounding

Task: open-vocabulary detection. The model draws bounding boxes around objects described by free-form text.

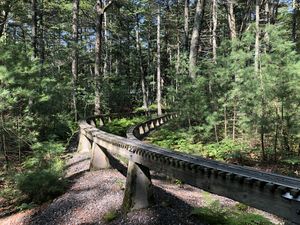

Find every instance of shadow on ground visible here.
[21,153,204,225]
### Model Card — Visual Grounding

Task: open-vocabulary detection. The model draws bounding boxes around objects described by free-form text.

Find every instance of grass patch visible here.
[103,210,118,222]
[191,200,273,225]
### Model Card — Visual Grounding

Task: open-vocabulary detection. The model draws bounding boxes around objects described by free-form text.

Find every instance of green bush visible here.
[16,169,66,204]
[147,123,250,162]
[102,117,147,136]
[203,139,248,161]
[15,141,67,203]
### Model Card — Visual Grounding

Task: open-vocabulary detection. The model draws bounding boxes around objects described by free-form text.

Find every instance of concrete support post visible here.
[90,142,111,170]
[77,130,92,153]
[122,160,153,211]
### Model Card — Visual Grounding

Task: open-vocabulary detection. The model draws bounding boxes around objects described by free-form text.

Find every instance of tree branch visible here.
[103,0,113,13]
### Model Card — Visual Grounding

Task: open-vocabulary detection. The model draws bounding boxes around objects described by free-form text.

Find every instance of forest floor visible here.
[0,150,284,225]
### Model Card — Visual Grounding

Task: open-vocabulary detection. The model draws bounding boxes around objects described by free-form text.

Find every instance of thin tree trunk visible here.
[212,0,218,142]
[227,1,237,39]
[136,15,148,110]
[255,0,265,160]
[212,0,217,62]
[103,10,108,77]
[39,0,45,66]
[292,0,297,42]
[273,104,280,161]
[292,0,300,49]
[157,7,162,116]
[232,105,236,140]
[238,0,252,34]
[17,117,21,162]
[227,1,237,140]
[32,0,38,58]
[94,0,112,115]
[94,1,103,115]
[175,0,180,99]
[146,12,152,102]
[0,2,10,38]
[184,0,189,51]
[189,0,205,79]
[271,0,280,24]
[1,113,8,167]
[224,105,227,138]
[72,0,79,121]
[265,0,270,44]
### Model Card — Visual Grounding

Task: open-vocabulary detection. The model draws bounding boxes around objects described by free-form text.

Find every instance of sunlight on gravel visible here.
[0,152,284,225]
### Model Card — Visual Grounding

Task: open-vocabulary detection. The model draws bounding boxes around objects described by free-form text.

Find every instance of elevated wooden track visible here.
[78,113,300,224]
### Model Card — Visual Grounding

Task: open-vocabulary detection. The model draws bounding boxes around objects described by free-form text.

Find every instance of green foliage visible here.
[165,18,300,160]
[15,142,67,204]
[16,202,38,211]
[234,203,248,212]
[103,210,118,222]
[203,139,249,161]
[0,185,21,202]
[147,122,249,162]
[227,213,273,225]
[102,116,147,136]
[16,169,66,204]
[191,200,227,225]
[191,200,273,225]
[282,157,300,166]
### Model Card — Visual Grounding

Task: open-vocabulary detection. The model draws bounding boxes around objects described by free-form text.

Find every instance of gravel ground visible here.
[0,151,284,225]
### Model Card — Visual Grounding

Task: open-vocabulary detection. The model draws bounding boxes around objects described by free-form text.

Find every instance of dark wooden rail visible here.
[78,113,300,224]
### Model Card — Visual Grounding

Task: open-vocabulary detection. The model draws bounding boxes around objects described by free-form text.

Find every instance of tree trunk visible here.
[189,0,205,79]
[157,7,162,116]
[273,104,280,161]
[255,0,265,160]
[212,0,218,142]
[292,0,300,50]
[136,15,148,111]
[94,0,112,115]
[1,113,8,167]
[0,2,10,38]
[212,0,217,62]
[72,0,79,121]
[94,1,103,115]
[224,105,227,138]
[103,10,108,77]
[227,1,237,39]
[226,1,237,140]
[184,0,189,51]
[39,0,45,66]
[32,0,38,58]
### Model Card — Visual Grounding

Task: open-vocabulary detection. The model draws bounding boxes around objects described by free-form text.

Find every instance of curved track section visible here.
[78,113,300,224]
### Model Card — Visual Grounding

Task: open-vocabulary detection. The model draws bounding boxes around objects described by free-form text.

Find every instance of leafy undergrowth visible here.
[145,121,300,177]
[191,198,273,225]
[0,141,67,215]
[145,122,250,164]
[102,116,148,137]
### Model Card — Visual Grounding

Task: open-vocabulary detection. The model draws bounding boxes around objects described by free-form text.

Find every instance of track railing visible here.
[78,113,300,224]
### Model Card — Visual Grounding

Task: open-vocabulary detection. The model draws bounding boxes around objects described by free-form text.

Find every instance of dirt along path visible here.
[0,151,284,225]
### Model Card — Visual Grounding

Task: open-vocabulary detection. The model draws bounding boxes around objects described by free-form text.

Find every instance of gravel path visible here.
[0,152,283,225]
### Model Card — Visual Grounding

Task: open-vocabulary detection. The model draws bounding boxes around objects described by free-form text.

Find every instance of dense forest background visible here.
[0,0,300,205]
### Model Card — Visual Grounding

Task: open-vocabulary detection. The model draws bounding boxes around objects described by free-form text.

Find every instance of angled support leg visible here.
[122,160,154,211]
[90,142,111,170]
[77,131,92,153]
